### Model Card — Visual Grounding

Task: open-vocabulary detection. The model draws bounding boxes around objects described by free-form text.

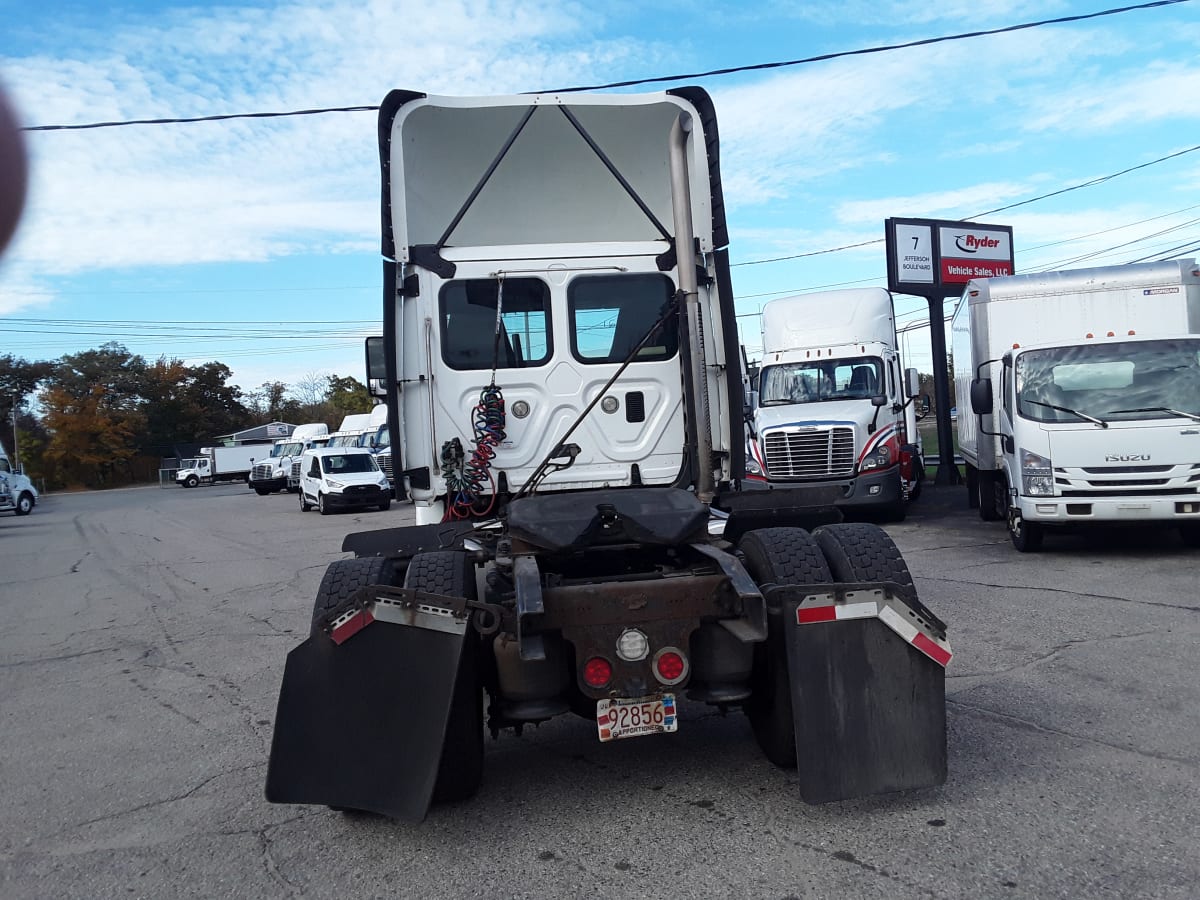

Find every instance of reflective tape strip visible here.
[796,593,953,669]
[330,608,375,645]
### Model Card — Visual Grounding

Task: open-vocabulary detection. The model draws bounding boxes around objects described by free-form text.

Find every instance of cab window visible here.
[568,273,678,364]
[440,278,551,370]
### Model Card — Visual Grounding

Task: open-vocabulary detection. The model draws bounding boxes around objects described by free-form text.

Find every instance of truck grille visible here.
[377,452,393,482]
[251,462,274,481]
[291,460,302,480]
[762,427,855,478]
[1054,463,1200,496]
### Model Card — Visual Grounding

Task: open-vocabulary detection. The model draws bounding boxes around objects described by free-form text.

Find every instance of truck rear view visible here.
[264,88,951,823]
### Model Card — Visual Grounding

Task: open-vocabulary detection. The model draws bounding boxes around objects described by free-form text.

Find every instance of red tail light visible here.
[654,648,688,685]
[583,657,613,688]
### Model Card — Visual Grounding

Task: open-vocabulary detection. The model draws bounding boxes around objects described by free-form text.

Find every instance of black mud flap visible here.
[265,620,467,822]
[782,607,946,804]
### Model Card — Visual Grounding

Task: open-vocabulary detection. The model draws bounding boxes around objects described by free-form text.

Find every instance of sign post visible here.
[885,217,1014,486]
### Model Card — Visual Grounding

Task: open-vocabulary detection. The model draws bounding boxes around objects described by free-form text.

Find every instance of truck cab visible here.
[970,333,1200,550]
[251,423,329,495]
[747,288,922,519]
[0,446,37,516]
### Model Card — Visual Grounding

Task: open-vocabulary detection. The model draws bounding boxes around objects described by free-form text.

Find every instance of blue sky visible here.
[1,0,1199,393]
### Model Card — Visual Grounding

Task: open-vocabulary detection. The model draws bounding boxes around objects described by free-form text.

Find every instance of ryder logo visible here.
[954,234,1001,254]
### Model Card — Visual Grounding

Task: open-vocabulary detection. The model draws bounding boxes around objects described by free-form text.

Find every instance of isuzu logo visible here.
[954,234,1001,253]
[1105,453,1150,462]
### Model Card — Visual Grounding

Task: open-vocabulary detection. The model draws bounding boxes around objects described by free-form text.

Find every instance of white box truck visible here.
[953,258,1200,551]
[176,444,263,487]
[746,287,924,519]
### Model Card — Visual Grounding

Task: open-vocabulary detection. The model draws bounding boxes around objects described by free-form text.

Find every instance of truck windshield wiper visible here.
[1024,399,1108,428]
[1105,406,1200,423]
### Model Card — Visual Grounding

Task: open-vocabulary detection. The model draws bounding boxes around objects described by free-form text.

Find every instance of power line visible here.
[21,1,1191,133]
[552,1,1192,93]
[734,141,1200,267]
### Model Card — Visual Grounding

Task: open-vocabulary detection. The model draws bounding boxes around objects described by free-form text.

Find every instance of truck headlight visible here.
[1020,448,1054,496]
[378,477,391,488]
[325,479,345,490]
[859,443,892,472]
[746,458,762,476]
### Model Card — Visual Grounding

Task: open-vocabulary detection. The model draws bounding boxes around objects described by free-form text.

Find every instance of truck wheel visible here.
[310,557,398,637]
[318,492,330,515]
[254,487,271,496]
[1005,491,1044,553]
[404,551,484,804]
[377,497,391,512]
[739,528,832,768]
[185,474,199,489]
[977,471,1003,521]
[14,491,33,516]
[812,522,917,606]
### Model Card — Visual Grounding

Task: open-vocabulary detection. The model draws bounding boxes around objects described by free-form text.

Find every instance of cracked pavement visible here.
[1,483,1198,899]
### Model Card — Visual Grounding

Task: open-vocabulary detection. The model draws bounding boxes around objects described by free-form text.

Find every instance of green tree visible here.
[325,374,373,415]
[0,353,53,456]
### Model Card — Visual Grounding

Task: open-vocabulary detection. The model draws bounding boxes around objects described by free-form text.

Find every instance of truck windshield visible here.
[321,454,379,474]
[1016,338,1200,423]
[759,357,884,405]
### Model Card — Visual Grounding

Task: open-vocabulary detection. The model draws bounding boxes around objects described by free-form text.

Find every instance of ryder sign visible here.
[886,217,1014,295]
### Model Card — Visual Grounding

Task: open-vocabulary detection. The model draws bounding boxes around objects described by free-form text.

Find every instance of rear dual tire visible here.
[740,524,917,769]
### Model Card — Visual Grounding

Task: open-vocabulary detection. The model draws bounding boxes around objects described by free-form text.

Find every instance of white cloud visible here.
[1022,62,1200,133]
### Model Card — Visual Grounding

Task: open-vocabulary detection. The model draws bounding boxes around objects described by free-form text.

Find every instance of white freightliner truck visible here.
[954,258,1200,551]
[176,444,262,487]
[266,87,952,823]
[250,423,329,494]
[746,288,924,519]
[0,445,37,516]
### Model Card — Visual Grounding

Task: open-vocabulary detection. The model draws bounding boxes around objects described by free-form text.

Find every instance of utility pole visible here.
[10,403,17,470]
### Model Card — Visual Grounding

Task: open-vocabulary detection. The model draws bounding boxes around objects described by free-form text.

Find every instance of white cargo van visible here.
[296,446,391,514]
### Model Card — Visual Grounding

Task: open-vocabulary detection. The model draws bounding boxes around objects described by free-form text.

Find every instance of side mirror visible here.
[871,394,887,407]
[904,367,920,399]
[365,336,387,399]
[970,378,993,415]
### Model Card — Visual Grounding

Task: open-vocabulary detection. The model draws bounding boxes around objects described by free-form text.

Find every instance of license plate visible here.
[596,694,678,742]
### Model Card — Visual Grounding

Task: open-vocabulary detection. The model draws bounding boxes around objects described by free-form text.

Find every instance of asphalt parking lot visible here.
[1,482,1197,899]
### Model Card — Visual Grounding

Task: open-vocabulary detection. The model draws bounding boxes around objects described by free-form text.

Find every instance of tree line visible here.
[0,342,374,489]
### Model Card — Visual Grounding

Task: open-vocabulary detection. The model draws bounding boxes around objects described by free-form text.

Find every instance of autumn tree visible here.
[38,343,148,486]
[40,384,140,487]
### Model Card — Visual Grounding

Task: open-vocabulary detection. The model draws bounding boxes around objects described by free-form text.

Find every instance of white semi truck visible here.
[249,422,329,494]
[0,445,37,516]
[266,87,952,823]
[746,288,923,519]
[953,258,1200,551]
[176,444,262,487]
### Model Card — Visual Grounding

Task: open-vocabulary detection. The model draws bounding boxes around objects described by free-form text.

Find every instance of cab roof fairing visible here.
[375,87,730,266]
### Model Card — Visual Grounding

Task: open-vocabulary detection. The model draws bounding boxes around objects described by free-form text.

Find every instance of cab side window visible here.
[308,458,320,477]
